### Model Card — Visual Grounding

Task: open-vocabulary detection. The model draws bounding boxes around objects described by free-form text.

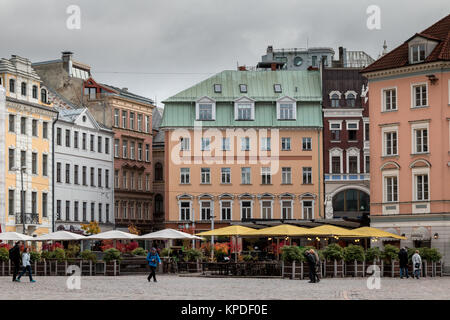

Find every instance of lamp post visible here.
[12,166,27,234]
[210,213,215,260]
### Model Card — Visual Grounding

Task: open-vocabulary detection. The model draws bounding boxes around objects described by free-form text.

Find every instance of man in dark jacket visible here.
[398,247,409,279]
[9,241,22,282]
[304,250,317,283]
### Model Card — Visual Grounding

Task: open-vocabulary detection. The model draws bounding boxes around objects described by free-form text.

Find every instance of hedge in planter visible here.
[281,246,303,263]
[183,248,203,262]
[322,244,344,261]
[382,244,399,264]
[131,247,147,257]
[30,251,41,263]
[49,248,66,262]
[103,248,122,263]
[0,247,8,262]
[365,247,382,262]
[80,250,97,263]
[343,245,365,262]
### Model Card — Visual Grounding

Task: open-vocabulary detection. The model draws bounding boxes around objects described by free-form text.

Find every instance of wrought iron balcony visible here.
[15,213,40,225]
[324,173,370,182]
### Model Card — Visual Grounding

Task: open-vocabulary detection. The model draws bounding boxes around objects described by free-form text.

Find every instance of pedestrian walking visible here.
[310,249,321,283]
[146,247,161,282]
[9,241,22,282]
[304,249,317,283]
[412,250,422,279]
[398,247,409,279]
[16,247,35,283]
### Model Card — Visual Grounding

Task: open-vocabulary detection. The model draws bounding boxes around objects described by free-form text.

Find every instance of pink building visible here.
[362,14,450,270]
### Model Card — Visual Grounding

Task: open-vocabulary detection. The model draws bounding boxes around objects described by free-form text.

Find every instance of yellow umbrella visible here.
[196,225,256,236]
[305,225,367,237]
[244,224,310,236]
[353,227,407,240]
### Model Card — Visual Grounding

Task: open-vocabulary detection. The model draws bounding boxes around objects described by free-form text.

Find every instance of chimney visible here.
[267,45,273,54]
[270,63,277,71]
[122,87,128,92]
[338,47,344,67]
[238,66,247,71]
[61,51,73,74]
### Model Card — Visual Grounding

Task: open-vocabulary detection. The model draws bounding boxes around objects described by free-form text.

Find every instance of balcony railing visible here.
[15,213,40,225]
[324,173,370,181]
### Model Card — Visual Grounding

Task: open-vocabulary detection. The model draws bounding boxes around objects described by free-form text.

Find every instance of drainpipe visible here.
[318,128,322,219]
[52,112,59,232]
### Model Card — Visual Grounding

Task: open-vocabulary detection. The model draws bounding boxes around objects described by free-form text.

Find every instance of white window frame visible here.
[180,168,190,184]
[411,122,429,154]
[260,199,273,219]
[260,137,271,151]
[201,168,211,184]
[221,167,231,184]
[280,200,293,219]
[180,137,190,151]
[201,137,210,151]
[346,147,360,174]
[382,87,397,112]
[382,125,399,156]
[382,171,399,203]
[220,200,233,221]
[222,137,231,151]
[281,167,292,184]
[241,137,250,151]
[195,97,216,121]
[281,137,291,151]
[411,82,428,108]
[240,200,253,220]
[413,170,429,202]
[410,43,426,63]
[276,96,296,120]
[261,167,271,185]
[234,97,255,121]
[301,200,314,220]
[329,148,343,174]
[200,200,212,220]
[241,167,251,184]
[302,137,312,151]
[179,200,192,221]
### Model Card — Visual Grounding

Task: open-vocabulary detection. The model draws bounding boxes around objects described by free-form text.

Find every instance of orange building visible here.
[362,14,450,270]
[161,70,324,234]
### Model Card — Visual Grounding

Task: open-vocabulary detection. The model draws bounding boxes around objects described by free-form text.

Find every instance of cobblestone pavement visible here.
[1,275,449,300]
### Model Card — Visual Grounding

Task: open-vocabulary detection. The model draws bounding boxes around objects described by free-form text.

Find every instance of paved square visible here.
[1,275,449,300]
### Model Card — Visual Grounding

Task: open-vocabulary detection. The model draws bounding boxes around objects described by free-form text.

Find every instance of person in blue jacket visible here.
[146,247,161,282]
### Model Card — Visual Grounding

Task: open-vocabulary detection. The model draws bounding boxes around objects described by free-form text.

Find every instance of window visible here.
[385,176,398,202]
[365,155,370,173]
[21,82,26,96]
[261,167,271,184]
[383,88,397,111]
[236,103,253,120]
[145,144,149,162]
[198,104,213,120]
[32,152,37,174]
[137,173,142,190]
[56,162,62,183]
[201,138,210,151]
[260,137,271,151]
[65,130,70,147]
[130,141,135,160]
[8,149,14,171]
[74,201,79,221]
[114,109,120,127]
[82,133,86,150]
[9,79,15,93]
[281,138,291,151]
[412,84,427,108]
[302,137,312,150]
[122,110,127,128]
[65,201,70,221]
[411,44,426,63]
[98,136,102,153]
[302,201,313,219]
[105,138,110,154]
[347,122,358,141]
[278,103,295,120]
[384,131,398,156]
[241,137,250,151]
[21,117,26,135]
[221,168,231,184]
[302,167,312,184]
[98,169,102,188]
[41,89,47,103]
[42,193,48,218]
[180,137,190,151]
[20,150,26,169]
[114,139,119,157]
[74,131,79,148]
[9,114,15,132]
[261,201,272,219]
[282,167,292,184]
[106,204,110,223]
[331,94,340,107]
[415,174,429,201]
[312,56,317,67]
[241,167,251,184]
[122,140,128,158]
[346,93,356,107]
[239,84,247,93]
[221,201,231,220]
[65,164,70,183]
[138,114,143,131]
[146,115,150,133]
[282,201,292,219]
[56,200,61,220]
[414,128,428,153]
[32,120,38,137]
[91,203,95,222]
[348,156,358,174]
[221,138,230,151]
[129,112,135,130]
[74,165,79,184]
[201,168,210,184]
[180,168,190,184]
[241,201,252,219]
[90,167,95,186]
[129,172,134,190]
[114,170,119,188]
[364,123,369,141]
[180,202,191,220]
[122,202,127,219]
[214,84,222,93]
[8,190,15,217]
[42,122,48,139]
[274,84,282,93]
[201,201,211,220]
[83,202,87,221]
[90,134,95,151]
[138,143,143,161]
[146,174,150,190]
[82,166,87,185]
[155,163,163,181]
[330,123,341,141]
[98,203,103,222]
[331,156,341,174]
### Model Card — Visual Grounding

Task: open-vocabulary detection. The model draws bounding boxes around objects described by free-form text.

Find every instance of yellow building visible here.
[0,55,58,235]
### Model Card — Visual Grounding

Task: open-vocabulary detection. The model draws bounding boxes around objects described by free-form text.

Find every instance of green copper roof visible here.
[163,70,322,102]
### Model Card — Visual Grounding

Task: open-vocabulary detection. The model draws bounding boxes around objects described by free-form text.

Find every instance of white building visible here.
[54,107,114,233]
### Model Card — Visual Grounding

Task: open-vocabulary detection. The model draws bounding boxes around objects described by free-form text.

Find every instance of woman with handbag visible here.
[412,250,422,279]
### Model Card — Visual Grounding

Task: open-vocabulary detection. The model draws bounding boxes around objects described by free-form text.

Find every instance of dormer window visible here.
[411,44,426,63]
[276,96,296,120]
[196,97,216,121]
[41,89,47,104]
[239,84,247,93]
[234,97,255,121]
[274,84,282,93]
[214,84,222,93]
[331,94,340,107]
[344,91,357,107]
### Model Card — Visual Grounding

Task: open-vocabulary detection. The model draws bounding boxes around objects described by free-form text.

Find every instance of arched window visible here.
[32,85,38,99]
[331,94,340,107]
[333,189,369,213]
[21,82,27,96]
[41,89,47,104]
[155,162,163,181]
[346,93,356,107]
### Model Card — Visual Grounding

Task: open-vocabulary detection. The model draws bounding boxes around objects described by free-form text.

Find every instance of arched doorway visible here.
[332,188,370,219]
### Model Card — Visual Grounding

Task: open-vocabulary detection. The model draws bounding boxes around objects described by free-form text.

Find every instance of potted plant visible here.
[103,248,121,275]
[131,247,147,257]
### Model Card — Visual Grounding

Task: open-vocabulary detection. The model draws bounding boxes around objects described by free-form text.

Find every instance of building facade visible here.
[54,107,114,233]
[362,14,450,270]
[161,70,324,234]
[0,55,57,235]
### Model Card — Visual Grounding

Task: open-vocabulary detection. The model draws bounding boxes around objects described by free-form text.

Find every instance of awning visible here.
[0,232,34,241]
[244,224,309,237]
[304,225,367,237]
[354,227,407,240]
[34,231,86,241]
[139,228,203,240]
[196,225,256,236]
[410,227,431,240]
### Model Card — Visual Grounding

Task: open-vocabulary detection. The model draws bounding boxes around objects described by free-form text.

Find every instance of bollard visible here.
[334,259,337,278]
[44,260,47,276]
[391,261,394,278]
[89,260,92,276]
[55,261,58,276]
[300,261,304,280]
[292,261,295,280]
[354,260,357,277]
[281,260,284,277]
[114,260,117,276]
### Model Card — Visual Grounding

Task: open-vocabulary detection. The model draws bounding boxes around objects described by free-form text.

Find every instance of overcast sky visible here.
[1,0,448,106]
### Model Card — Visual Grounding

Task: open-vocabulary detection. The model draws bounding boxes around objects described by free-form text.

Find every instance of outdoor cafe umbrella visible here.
[353,227,407,240]
[85,230,140,249]
[196,225,256,262]
[34,231,86,241]
[0,232,34,241]
[139,228,204,240]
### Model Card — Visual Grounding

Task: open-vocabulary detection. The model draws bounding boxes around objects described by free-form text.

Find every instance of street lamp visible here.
[210,213,215,260]
[12,166,27,234]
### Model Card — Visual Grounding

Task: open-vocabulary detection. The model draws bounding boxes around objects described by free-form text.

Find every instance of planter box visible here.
[120,257,149,275]
[104,260,120,276]
[322,260,344,278]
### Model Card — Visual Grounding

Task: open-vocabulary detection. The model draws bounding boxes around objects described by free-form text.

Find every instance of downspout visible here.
[52,112,59,232]
[318,128,322,219]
